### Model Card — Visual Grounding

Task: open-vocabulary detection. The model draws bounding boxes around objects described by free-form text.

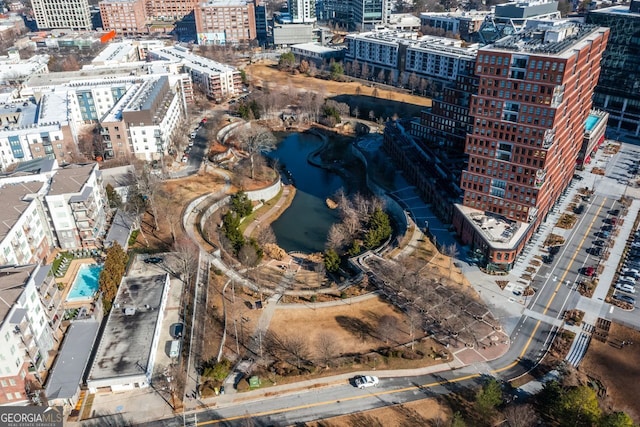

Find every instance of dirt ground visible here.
[580,322,640,422]
[245,62,433,108]
[303,399,450,427]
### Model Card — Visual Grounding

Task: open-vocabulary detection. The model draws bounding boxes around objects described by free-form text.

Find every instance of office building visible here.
[98,0,147,35]
[587,1,640,139]
[194,0,256,45]
[452,22,609,271]
[289,0,316,23]
[420,11,489,42]
[255,2,268,45]
[32,0,92,30]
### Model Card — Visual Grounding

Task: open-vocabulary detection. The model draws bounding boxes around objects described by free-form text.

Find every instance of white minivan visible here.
[615,283,636,294]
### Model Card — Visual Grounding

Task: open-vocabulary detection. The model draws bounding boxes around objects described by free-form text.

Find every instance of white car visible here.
[354,375,379,389]
[615,283,636,294]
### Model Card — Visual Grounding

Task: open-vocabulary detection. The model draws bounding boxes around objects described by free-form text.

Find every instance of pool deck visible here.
[57,259,98,309]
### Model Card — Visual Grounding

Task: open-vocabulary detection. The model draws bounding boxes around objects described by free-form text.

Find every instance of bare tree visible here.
[377,314,399,344]
[173,237,199,285]
[407,308,423,350]
[352,106,360,118]
[327,223,347,250]
[408,72,420,94]
[285,334,310,369]
[369,110,376,121]
[377,69,386,83]
[133,162,162,232]
[361,63,370,81]
[237,124,277,180]
[444,243,459,279]
[503,404,538,427]
[256,226,276,245]
[315,332,339,367]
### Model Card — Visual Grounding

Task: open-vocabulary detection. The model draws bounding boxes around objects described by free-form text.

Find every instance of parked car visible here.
[615,283,636,294]
[170,323,184,338]
[188,140,194,147]
[613,294,636,305]
[621,268,640,276]
[573,174,584,181]
[582,266,596,277]
[353,375,379,389]
[549,246,561,256]
[181,156,188,163]
[201,117,207,124]
[610,209,620,216]
[592,240,605,247]
[574,204,585,214]
[145,257,163,264]
[589,247,603,257]
[190,131,197,139]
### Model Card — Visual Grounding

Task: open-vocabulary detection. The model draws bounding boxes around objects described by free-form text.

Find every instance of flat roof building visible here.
[32,0,92,30]
[587,1,640,140]
[453,22,609,271]
[87,274,170,393]
[194,0,256,45]
[99,0,147,36]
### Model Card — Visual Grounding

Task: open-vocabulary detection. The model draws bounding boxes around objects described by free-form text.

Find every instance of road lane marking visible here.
[197,198,610,426]
[197,374,482,426]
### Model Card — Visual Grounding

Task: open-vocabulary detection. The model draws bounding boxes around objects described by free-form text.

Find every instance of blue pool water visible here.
[66,264,103,302]
[585,114,599,132]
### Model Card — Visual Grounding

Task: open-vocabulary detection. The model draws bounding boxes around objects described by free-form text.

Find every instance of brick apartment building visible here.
[99,0,147,35]
[452,22,609,271]
[194,0,256,45]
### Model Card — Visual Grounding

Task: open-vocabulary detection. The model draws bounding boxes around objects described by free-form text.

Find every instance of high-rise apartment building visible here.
[453,22,609,271]
[194,0,256,44]
[32,0,92,30]
[289,0,316,23]
[587,0,640,139]
[99,0,147,35]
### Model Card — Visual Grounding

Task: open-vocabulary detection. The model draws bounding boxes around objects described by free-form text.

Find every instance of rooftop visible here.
[150,45,236,75]
[0,265,36,322]
[88,274,169,382]
[91,40,137,65]
[589,4,640,17]
[48,163,96,196]
[291,42,342,54]
[104,209,133,249]
[45,319,100,402]
[0,181,46,241]
[198,0,250,7]
[457,204,531,250]
[348,30,479,57]
[485,22,606,57]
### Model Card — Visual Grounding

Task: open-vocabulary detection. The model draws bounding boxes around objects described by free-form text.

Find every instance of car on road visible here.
[170,322,184,338]
[144,257,163,264]
[353,375,379,389]
[613,294,636,305]
[615,283,636,294]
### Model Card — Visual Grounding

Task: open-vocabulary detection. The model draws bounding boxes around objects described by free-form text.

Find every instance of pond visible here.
[267,132,347,253]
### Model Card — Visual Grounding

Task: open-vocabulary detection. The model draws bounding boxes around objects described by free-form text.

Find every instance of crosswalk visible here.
[565,323,595,367]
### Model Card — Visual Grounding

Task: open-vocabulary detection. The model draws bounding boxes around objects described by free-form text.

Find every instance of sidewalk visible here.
[243,185,292,238]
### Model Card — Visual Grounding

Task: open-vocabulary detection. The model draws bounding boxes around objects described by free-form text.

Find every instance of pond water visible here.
[267,133,345,253]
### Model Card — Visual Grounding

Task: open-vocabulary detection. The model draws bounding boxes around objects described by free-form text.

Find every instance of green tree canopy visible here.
[599,412,635,427]
[278,52,295,70]
[363,208,392,249]
[558,386,601,427]
[330,62,344,80]
[475,378,503,421]
[230,191,253,217]
[105,183,122,209]
[98,242,129,312]
[324,248,340,272]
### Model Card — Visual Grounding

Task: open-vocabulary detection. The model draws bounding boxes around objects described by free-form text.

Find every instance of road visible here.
[138,140,640,426]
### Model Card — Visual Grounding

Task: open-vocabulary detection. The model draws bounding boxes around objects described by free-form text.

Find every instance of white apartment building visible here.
[0,264,56,405]
[0,50,49,86]
[31,0,92,30]
[44,163,107,249]
[0,93,78,171]
[148,45,241,102]
[345,30,478,88]
[0,180,54,267]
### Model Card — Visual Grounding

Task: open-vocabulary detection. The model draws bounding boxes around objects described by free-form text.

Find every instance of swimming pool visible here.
[585,114,599,132]
[66,264,103,302]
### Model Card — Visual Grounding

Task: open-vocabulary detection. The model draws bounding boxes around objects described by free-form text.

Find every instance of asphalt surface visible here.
[136,138,640,427]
